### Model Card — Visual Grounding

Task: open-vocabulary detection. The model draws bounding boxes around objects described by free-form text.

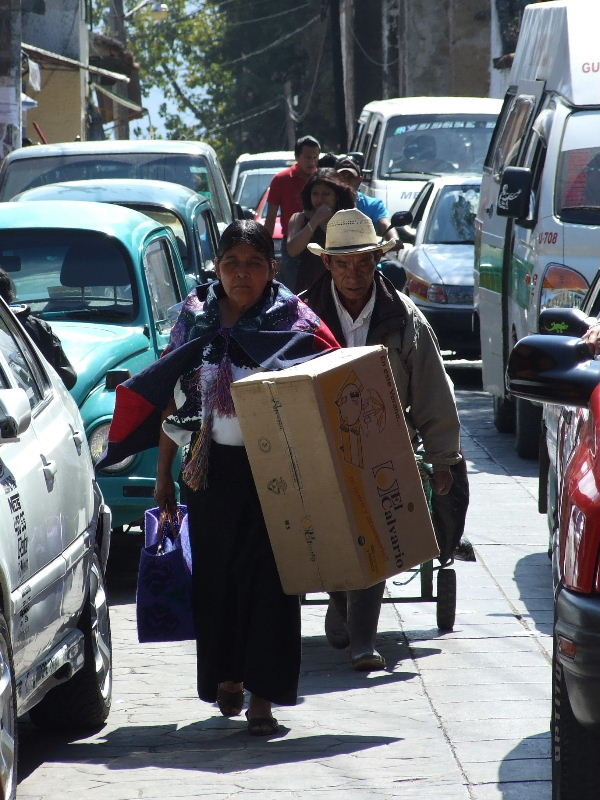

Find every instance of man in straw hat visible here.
[301,208,463,671]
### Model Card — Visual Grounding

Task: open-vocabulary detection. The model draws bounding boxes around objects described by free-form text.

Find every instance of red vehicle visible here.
[508,304,600,800]
[254,188,283,260]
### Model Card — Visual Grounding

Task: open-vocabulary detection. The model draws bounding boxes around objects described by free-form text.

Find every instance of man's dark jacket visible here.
[13,305,77,390]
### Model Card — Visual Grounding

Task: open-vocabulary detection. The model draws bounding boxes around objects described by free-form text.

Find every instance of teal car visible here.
[14,178,220,283]
[0,200,194,531]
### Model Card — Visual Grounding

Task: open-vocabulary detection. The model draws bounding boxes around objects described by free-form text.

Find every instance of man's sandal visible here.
[245,711,280,736]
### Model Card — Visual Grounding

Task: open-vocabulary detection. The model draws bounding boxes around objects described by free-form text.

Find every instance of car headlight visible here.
[89,423,136,473]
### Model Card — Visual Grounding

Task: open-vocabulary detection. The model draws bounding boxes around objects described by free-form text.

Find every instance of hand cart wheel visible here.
[436,567,456,631]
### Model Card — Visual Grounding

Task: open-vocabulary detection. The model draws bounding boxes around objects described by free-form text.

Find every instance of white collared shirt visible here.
[331,279,376,347]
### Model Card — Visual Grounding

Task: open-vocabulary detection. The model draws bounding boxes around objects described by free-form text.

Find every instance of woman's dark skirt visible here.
[187,442,301,706]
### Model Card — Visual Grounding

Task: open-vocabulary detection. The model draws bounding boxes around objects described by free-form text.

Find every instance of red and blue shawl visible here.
[97,280,340,487]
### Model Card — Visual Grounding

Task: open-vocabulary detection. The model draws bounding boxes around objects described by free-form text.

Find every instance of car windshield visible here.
[236,172,277,211]
[127,206,190,269]
[379,114,497,179]
[0,230,137,321]
[555,112,600,225]
[0,153,231,223]
[424,184,480,244]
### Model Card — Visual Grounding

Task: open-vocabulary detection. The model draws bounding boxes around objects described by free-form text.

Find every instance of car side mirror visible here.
[497,166,532,219]
[391,210,412,228]
[539,307,596,338]
[507,334,600,407]
[0,388,31,443]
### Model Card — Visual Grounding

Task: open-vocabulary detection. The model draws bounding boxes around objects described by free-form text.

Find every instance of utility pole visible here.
[329,0,347,150]
[339,0,354,149]
[283,80,296,149]
[0,0,22,159]
[106,0,130,139]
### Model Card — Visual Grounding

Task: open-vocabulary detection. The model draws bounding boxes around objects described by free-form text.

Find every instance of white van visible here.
[229,151,294,197]
[350,97,501,215]
[474,0,600,457]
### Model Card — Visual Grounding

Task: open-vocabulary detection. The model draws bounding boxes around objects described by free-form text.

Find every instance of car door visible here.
[142,236,185,355]
[193,204,219,280]
[0,307,71,670]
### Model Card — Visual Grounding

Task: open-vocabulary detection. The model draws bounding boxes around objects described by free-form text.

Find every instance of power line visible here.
[221,13,321,66]
[227,4,310,26]
[204,98,283,135]
[287,4,329,123]
[351,26,398,67]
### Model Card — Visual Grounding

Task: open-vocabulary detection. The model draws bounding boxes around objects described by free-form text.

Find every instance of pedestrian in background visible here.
[335,156,399,247]
[264,135,320,289]
[287,168,355,293]
[301,209,462,671]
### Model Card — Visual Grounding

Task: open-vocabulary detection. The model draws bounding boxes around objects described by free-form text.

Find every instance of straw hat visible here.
[307,208,396,256]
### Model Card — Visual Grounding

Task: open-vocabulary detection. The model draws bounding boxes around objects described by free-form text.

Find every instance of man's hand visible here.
[431,465,453,495]
[582,322,600,356]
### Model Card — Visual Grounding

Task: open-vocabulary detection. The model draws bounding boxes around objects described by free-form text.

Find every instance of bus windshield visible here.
[379,114,497,179]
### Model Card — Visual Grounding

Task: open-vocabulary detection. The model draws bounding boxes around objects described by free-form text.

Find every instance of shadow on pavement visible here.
[511,551,554,635]
[497,730,551,796]
[17,719,400,781]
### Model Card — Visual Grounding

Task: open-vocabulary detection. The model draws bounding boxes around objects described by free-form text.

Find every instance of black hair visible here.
[295,135,320,157]
[216,219,275,262]
[318,152,339,168]
[0,268,15,304]
[300,168,356,213]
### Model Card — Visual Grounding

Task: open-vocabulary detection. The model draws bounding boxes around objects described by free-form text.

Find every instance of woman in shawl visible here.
[102,220,338,736]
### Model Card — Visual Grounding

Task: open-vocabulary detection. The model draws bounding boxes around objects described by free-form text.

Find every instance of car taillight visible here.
[540,263,589,311]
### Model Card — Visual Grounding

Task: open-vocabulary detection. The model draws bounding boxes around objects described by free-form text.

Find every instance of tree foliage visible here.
[102,0,338,173]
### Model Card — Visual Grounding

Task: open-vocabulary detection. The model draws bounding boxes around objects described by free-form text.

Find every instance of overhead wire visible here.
[221,13,321,66]
[203,98,283,135]
[351,26,399,67]
[286,3,329,123]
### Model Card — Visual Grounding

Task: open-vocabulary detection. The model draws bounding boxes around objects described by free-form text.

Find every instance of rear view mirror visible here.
[0,388,31,443]
[539,307,596,338]
[507,334,600,407]
[391,210,413,228]
[497,166,532,219]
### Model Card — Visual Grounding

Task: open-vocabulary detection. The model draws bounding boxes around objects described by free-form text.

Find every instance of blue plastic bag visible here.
[136,505,195,642]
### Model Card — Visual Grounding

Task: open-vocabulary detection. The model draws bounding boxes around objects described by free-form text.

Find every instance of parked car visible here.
[0,139,237,232]
[0,293,112,799]
[233,167,281,215]
[13,178,220,282]
[230,150,294,197]
[507,303,600,800]
[254,187,283,260]
[0,200,191,532]
[394,174,481,357]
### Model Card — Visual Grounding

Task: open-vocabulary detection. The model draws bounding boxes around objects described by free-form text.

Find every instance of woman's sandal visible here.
[216,686,244,717]
[245,710,280,736]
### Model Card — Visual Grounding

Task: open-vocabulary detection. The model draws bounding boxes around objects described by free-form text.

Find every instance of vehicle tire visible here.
[552,636,600,799]
[515,398,542,460]
[436,568,456,631]
[0,613,17,800]
[29,552,112,731]
[493,395,515,434]
[420,559,434,599]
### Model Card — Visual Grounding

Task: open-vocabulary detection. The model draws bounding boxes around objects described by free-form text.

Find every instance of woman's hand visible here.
[311,203,334,228]
[154,472,177,515]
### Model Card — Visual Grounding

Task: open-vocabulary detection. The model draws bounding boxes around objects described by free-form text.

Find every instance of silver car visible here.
[396,174,481,358]
[0,296,112,799]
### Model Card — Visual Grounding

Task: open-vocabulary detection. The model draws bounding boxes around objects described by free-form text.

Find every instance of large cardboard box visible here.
[231,345,438,595]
